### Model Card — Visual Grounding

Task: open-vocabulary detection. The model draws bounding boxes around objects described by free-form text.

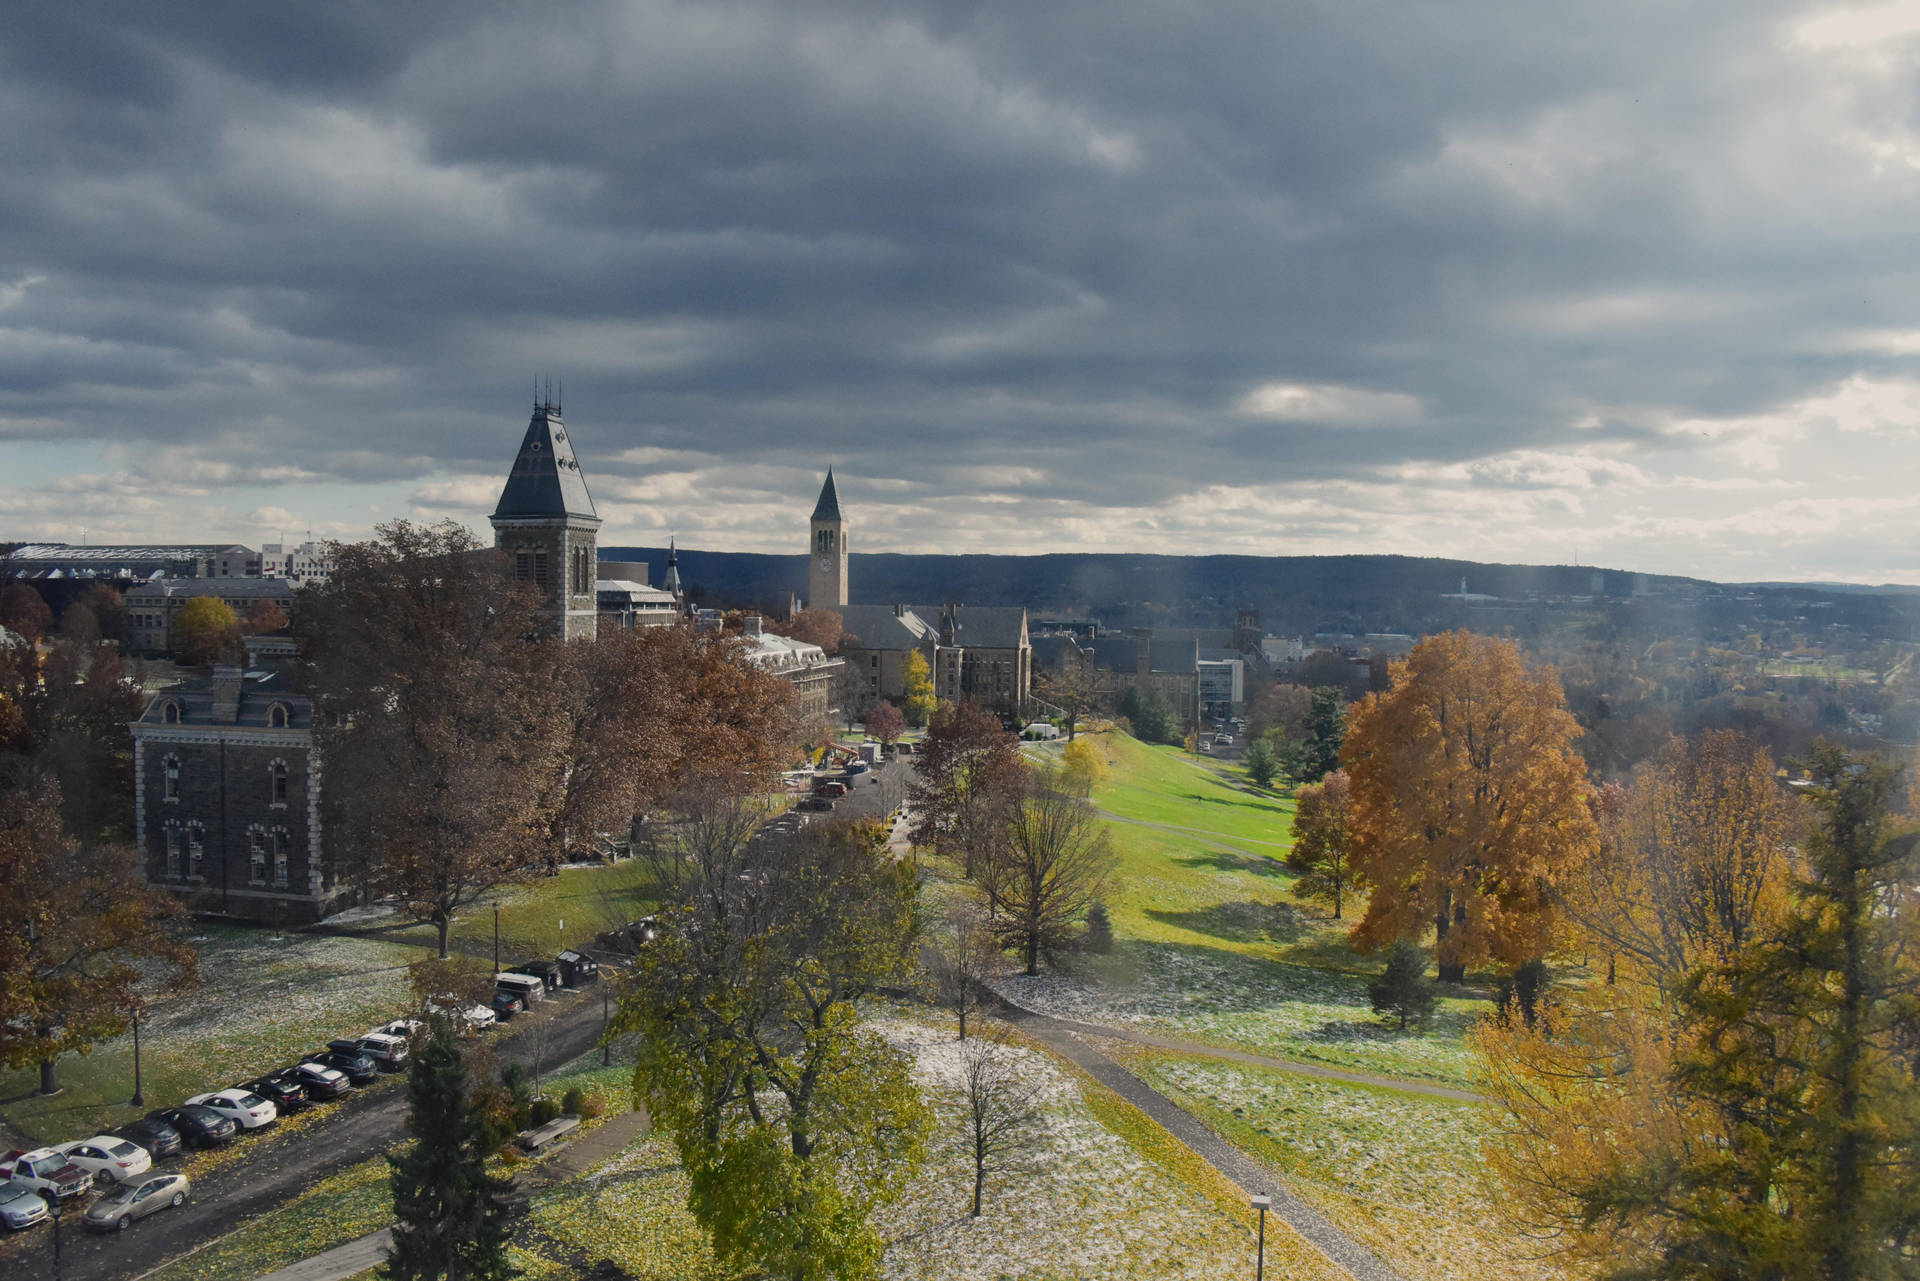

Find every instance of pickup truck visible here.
[0,1148,90,1203]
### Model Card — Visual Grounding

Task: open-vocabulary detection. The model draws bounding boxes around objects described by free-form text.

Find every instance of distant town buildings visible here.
[259,541,333,584]
[125,577,296,655]
[3,542,261,580]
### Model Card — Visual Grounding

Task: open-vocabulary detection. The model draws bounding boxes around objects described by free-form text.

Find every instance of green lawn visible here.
[996,729,1494,1087]
[347,858,663,962]
[0,929,424,1147]
[1114,1049,1571,1281]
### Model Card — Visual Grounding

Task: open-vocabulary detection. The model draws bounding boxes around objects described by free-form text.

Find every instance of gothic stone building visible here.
[491,397,601,642]
[130,664,341,923]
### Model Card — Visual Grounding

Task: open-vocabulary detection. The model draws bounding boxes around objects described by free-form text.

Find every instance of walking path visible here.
[253,1107,651,1281]
[996,996,1404,1281]
[1024,1011,1488,1104]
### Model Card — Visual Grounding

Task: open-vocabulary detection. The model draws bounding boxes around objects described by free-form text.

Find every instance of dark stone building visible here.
[491,397,601,642]
[129,664,343,923]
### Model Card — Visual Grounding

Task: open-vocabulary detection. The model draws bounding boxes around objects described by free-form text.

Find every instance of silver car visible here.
[83,1172,190,1232]
[0,1181,48,1231]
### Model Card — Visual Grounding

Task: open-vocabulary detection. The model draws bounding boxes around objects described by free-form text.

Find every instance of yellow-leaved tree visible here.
[1344,630,1595,981]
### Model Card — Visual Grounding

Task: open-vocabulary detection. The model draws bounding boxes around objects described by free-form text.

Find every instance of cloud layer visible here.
[4,1,1920,581]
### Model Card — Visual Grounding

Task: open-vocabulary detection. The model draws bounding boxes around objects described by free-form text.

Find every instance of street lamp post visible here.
[492,903,500,976]
[601,981,612,1066]
[130,1007,145,1107]
[1250,1194,1270,1281]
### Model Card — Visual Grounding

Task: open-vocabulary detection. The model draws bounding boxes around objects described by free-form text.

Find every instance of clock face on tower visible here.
[818,556,833,572]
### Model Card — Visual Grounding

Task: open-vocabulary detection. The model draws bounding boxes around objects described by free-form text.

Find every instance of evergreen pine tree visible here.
[1084,902,1114,954]
[1369,940,1435,1031]
[386,1015,516,1281]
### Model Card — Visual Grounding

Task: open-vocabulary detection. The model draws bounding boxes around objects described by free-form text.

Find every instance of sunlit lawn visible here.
[0,929,423,1147]
[360,858,663,963]
[1089,732,1294,849]
[1113,1048,1573,1281]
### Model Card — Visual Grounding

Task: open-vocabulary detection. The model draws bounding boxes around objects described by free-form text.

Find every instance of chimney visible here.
[211,664,244,724]
[743,615,763,638]
[893,603,905,618]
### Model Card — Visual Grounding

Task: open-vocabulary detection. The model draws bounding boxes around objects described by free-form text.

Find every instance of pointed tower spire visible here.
[811,468,842,522]
[490,400,602,642]
[662,534,682,597]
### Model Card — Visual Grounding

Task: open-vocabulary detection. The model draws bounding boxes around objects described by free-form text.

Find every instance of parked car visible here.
[799,795,834,812]
[280,1063,351,1101]
[337,1033,409,1072]
[52,1137,151,1187]
[0,1148,90,1204]
[812,780,848,798]
[302,1048,378,1086]
[505,961,562,995]
[488,990,522,1021]
[148,1106,236,1149]
[0,1181,48,1231]
[185,1089,277,1130]
[420,1000,496,1033]
[494,972,546,1009]
[845,758,870,775]
[110,1119,183,1161]
[83,1173,190,1233]
[237,1074,309,1113]
[369,1018,424,1041]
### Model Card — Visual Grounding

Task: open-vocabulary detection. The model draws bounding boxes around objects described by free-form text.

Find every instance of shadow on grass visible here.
[1145,899,1310,946]
[1175,849,1288,877]
[1176,790,1290,818]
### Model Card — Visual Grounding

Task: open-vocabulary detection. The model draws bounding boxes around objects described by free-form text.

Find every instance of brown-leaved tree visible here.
[1344,630,1596,982]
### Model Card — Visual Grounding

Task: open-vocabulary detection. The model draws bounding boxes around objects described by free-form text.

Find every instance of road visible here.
[29,990,615,1281]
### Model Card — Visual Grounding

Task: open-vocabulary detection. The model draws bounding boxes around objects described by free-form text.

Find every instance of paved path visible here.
[252,1105,652,1281]
[253,1229,392,1281]
[993,996,1405,1281]
[1027,1012,1488,1105]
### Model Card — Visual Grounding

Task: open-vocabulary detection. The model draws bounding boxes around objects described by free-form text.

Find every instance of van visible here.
[351,1032,410,1071]
[508,961,563,994]
[495,973,545,1008]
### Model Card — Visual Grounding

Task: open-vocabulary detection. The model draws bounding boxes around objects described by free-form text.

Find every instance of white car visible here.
[52,1137,150,1187]
[424,998,497,1032]
[183,1089,277,1129]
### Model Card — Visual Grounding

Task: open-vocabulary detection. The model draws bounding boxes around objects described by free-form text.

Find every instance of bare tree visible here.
[981,779,1116,975]
[960,1029,1048,1217]
[926,898,1001,1040]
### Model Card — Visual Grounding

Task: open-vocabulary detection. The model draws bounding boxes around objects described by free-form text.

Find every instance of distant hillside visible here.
[601,548,1730,633]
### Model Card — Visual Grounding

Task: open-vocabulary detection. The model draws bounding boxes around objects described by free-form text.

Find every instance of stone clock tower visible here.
[808,469,848,608]
[491,396,602,642]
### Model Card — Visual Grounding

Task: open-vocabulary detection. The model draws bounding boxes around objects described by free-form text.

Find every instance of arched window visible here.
[533,550,549,588]
[163,755,181,802]
[269,759,289,805]
[268,703,289,729]
[248,828,267,885]
[186,824,205,878]
[272,828,291,888]
[163,823,183,879]
[161,701,181,724]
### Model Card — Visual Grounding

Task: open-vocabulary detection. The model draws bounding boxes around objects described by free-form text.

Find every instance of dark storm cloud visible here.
[4,0,1920,576]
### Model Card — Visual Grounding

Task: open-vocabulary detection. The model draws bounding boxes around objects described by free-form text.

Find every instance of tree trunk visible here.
[39,1057,60,1096]
[1025,931,1039,976]
[972,1159,985,1217]
[957,1002,967,1041]
[1437,961,1465,984]
[1333,879,1342,920]
[436,914,451,960]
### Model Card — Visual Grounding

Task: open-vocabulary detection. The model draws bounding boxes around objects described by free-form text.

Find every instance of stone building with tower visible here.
[808,470,848,609]
[491,396,601,642]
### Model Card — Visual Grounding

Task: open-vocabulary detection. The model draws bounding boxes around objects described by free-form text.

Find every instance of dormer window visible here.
[268,702,289,729]
[161,701,181,724]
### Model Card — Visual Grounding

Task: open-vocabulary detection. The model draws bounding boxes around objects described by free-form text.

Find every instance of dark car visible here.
[237,1074,308,1113]
[506,961,563,994]
[280,1063,351,1100]
[489,990,523,1021]
[110,1119,183,1161]
[302,1049,378,1085]
[799,795,835,812]
[146,1106,236,1149]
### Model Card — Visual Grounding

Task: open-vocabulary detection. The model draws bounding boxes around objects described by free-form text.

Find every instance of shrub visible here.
[469,1083,519,1154]
[528,1096,562,1127]
[1368,940,1436,1032]
[560,1086,586,1116]
[1084,903,1114,954]
[1495,958,1549,1029]
[578,1091,608,1120]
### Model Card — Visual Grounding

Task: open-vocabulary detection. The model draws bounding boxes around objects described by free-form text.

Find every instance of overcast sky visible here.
[6,1,1920,582]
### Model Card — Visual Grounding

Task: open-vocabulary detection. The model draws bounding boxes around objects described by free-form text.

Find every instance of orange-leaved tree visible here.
[1344,630,1595,982]
[1287,769,1353,919]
